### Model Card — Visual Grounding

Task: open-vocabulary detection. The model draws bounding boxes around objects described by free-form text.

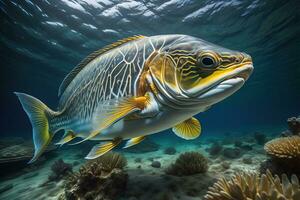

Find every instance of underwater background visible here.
[0,0,300,200]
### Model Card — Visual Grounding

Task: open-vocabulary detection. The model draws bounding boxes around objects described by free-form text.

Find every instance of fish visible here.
[15,34,253,162]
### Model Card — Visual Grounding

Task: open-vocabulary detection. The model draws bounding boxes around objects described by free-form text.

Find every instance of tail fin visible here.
[15,92,58,163]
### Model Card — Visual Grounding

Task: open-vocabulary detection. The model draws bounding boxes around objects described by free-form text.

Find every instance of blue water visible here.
[0,1,299,199]
[1,0,299,139]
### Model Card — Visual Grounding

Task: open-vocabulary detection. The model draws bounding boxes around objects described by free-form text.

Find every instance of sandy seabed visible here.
[0,134,269,200]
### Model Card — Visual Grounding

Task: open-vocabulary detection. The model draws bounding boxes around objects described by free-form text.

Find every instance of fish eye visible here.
[202,57,214,65]
[198,55,217,68]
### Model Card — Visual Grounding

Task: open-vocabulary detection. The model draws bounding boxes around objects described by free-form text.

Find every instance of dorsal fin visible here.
[58,35,146,97]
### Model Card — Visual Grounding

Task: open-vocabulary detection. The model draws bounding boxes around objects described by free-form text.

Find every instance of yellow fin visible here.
[15,92,56,163]
[172,117,201,140]
[74,96,148,145]
[101,96,147,130]
[85,138,122,159]
[58,35,146,96]
[56,131,76,146]
[123,136,146,149]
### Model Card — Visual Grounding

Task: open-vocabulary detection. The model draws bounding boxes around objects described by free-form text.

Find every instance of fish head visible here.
[148,35,253,108]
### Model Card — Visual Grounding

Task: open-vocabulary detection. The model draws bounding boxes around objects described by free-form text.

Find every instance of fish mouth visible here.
[196,63,253,101]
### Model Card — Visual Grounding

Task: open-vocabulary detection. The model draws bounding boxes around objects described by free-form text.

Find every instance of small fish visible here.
[15,34,253,162]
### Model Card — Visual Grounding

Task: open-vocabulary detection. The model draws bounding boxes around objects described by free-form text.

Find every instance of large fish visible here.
[15,34,253,162]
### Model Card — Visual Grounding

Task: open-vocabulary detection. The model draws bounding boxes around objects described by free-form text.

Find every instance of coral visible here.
[166,152,208,176]
[208,142,223,156]
[205,170,300,200]
[61,152,128,200]
[281,116,300,137]
[164,147,176,155]
[48,159,72,181]
[222,147,242,159]
[262,136,300,177]
[254,132,266,145]
[86,151,127,171]
[287,116,300,135]
[264,136,300,160]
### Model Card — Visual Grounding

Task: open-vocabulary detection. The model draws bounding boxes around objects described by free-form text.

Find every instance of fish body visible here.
[15,34,253,162]
[56,35,177,137]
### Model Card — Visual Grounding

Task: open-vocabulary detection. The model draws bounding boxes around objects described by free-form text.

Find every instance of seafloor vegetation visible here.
[0,116,299,200]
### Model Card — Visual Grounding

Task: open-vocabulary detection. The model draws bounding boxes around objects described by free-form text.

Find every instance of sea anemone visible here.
[166,151,208,176]
[205,170,300,200]
[264,136,300,159]
[61,152,128,200]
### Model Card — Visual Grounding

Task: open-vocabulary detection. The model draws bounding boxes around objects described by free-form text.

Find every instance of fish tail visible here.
[15,92,60,163]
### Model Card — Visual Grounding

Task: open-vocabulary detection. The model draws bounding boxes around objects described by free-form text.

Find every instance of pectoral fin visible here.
[172,117,201,140]
[123,136,146,149]
[56,131,76,146]
[85,137,122,159]
[74,96,148,144]
[99,96,147,129]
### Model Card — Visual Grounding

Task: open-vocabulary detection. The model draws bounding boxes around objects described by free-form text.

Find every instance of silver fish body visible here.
[15,34,253,162]
[55,35,176,135]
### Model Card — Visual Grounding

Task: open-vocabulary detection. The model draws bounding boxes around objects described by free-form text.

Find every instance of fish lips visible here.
[195,64,254,103]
